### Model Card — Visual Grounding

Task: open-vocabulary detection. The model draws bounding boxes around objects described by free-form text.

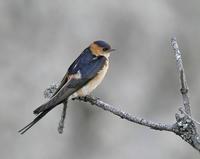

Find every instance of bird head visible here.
[89,40,115,58]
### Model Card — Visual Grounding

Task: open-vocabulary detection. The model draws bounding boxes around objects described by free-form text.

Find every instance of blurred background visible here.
[1,0,200,158]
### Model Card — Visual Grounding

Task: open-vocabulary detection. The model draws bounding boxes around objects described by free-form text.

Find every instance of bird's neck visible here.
[102,53,110,59]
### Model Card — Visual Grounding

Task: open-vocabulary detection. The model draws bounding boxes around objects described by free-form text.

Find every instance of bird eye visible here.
[103,48,109,52]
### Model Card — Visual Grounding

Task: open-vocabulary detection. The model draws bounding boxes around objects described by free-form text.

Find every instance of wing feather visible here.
[51,48,93,97]
[34,55,106,115]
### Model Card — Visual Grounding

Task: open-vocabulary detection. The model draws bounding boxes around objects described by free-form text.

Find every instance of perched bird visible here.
[19,40,115,134]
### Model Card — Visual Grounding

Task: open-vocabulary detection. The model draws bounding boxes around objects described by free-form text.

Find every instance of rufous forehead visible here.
[90,43,103,55]
[90,43,102,50]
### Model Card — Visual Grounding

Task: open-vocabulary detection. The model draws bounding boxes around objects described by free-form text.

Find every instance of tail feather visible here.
[33,95,64,115]
[33,100,59,115]
[18,108,53,134]
[19,83,72,134]
[33,104,48,115]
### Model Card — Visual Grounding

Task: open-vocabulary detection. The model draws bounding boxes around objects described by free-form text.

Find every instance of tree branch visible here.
[171,37,191,116]
[57,100,68,134]
[72,96,174,132]
[171,37,200,151]
[44,37,200,152]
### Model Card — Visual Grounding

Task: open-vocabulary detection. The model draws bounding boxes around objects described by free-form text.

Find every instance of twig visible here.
[171,37,191,116]
[43,82,68,134]
[171,37,200,151]
[58,100,68,134]
[72,96,173,132]
[44,85,173,132]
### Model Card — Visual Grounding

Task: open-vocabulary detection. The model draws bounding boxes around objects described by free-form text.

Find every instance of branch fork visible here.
[44,37,200,152]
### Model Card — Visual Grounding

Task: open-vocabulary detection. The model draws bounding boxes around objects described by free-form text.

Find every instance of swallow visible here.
[18,40,115,134]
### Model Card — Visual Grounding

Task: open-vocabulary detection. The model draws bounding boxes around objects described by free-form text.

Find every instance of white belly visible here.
[70,60,109,98]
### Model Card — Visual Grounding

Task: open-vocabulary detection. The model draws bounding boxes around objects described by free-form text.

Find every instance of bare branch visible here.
[42,37,200,152]
[58,100,68,134]
[171,37,200,151]
[43,82,68,134]
[171,37,191,115]
[72,96,174,132]
[44,84,174,132]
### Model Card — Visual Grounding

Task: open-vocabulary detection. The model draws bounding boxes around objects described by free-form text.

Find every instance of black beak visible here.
[109,49,116,52]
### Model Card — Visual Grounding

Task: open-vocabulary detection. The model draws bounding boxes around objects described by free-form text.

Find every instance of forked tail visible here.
[18,107,53,134]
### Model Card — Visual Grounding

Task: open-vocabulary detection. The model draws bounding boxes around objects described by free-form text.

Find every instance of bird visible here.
[18,40,115,134]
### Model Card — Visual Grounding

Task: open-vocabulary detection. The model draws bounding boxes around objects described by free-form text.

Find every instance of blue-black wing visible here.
[51,48,94,97]
[68,48,95,75]
[33,54,106,114]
